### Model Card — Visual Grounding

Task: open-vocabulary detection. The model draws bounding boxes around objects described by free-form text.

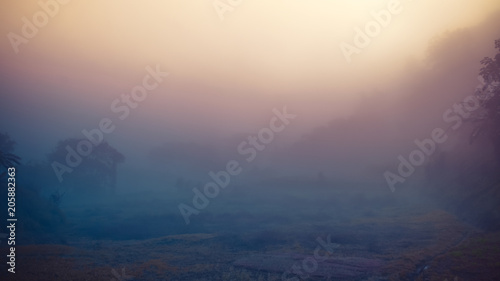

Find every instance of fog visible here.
[1,1,500,280]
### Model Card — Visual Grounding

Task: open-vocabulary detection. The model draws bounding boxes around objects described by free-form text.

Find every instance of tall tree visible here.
[472,39,500,163]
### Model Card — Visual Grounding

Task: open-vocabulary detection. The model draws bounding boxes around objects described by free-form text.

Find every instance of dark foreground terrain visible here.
[1,180,499,281]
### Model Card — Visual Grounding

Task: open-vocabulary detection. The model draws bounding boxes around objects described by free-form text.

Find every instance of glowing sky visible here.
[1,1,499,159]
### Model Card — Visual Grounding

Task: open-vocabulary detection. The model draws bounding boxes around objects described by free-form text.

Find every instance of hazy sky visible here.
[1,0,500,160]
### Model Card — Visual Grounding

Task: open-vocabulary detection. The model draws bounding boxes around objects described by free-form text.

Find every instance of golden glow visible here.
[1,0,499,130]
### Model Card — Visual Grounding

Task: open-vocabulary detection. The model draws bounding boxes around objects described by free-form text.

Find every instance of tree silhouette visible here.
[0,133,67,243]
[48,138,125,194]
[471,39,500,164]
[0,133,21,178]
